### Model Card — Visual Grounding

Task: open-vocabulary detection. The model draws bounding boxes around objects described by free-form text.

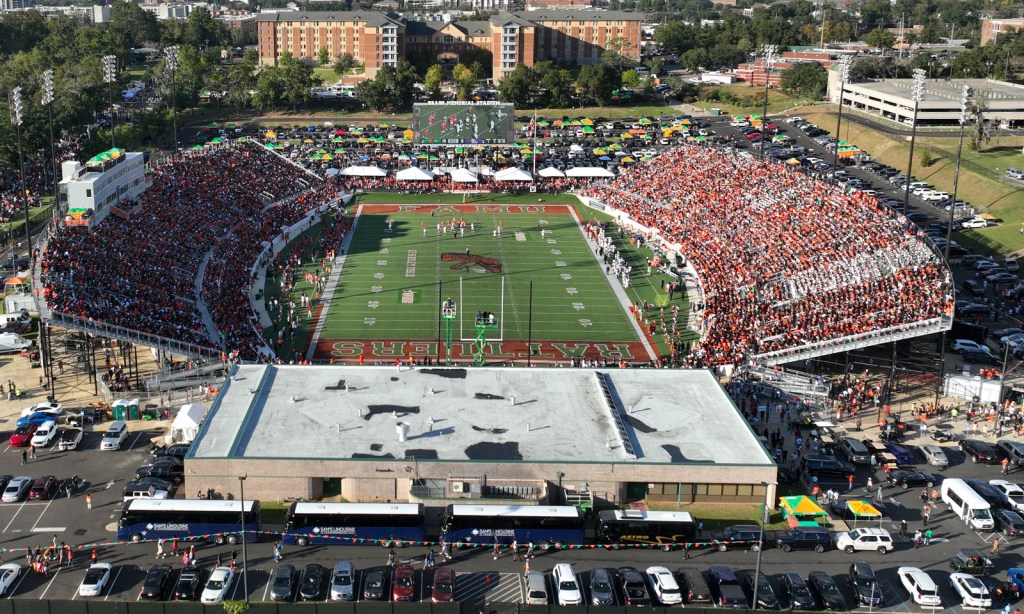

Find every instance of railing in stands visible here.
[44,311,221,359]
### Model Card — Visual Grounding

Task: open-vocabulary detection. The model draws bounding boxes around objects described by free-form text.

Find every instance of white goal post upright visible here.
[458,275,505,342]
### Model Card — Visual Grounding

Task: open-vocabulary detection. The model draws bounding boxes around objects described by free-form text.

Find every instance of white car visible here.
[329,560,355,601]
[729,119,750,127]
[19,402,63,418]
[962,216,988,229]
[0,563,21,597]
[920,444,949,468]
[58,428,83,451]
[897,567,941,607]
[951,339,990,354]
[989,480,1024,513]
[922,191,950,201]
[646,566,683,605]
[835,528,894,554]
[201,566,235,603]
[1,477,31,503]
[79,563,112,597]
[30,421,57,448]
[950,573,992,608]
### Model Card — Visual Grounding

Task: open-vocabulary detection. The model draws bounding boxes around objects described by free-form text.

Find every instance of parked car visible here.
[780,572,817,610]
[950,573,992,608]
[989,479,1024,512]
[706,566,747,609]
[200,567,235,604]
[329,561,355,601]
[960,439,1001,463]
[589,568,616,606]
[950,549,995,575]
[896,567,941,607]
[299,564,325,601]
[30,421,57,448]
[2,477,31,502]
[391,564,415,602]
[835,528,893,554]
[139,565,173,600]
[775,526,832,552]
[270,564,297,601]
[646,566,683,605]
[887,470,938,489]
[920,444,949,467]
[617,566,653,607]
[173,565,203,600]
[743,572,780,610]
[28,475,57,500]
[711,524,769,551]
[57,428,83,451]
[849,562,882,607]
[431,566,455,604]
[79,563,113,597]
[0,563,21,597]
[807,571,846,610]
[679,569,712,604]
[9,425,37,447]
[362,570,385,600]
[994,509,1024,536]
[883,442,915,465]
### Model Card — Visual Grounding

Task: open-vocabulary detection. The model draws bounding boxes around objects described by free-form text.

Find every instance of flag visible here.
[529,114,536,137]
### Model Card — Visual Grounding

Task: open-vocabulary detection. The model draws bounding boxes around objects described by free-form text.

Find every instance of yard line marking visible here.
[104,566,124,600]
[39,569,61,600]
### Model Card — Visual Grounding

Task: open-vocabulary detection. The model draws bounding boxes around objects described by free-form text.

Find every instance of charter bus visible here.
[282,502,426,547]
[118,499,262,544]
[440,504,586,550]
[597,509,697,550]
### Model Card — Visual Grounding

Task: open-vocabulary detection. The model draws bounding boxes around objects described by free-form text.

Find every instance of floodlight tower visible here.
[9,87,30,254]
[472,310,498,367]
[441,297,457,366]
[758,44,778,160]
[102,54,117,148]
[165,46,180,158]
[901,68,926,212]
[829,55,852,183]
[41,70,59,219]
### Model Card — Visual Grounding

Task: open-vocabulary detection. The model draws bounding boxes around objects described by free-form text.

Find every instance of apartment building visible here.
[256,9,642,82]
[981,17,1024,46]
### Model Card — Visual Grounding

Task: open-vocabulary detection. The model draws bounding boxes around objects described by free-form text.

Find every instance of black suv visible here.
[743,572,780,610]
[711,524,771,552]
[776,526,832,552]
[707,567,748,609]
[616,567,652,607]
[807,572,845,611]
[801,455,855,478]
[960,439,1000,464]
[849,562,882,607]
[780,573,817,610]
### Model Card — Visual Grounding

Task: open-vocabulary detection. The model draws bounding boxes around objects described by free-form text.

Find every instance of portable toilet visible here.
[112,400,127,421]
[128,398,140,421]
[710,107,722,117]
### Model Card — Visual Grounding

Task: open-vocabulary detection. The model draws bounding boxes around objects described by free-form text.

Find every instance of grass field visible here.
[306,199,655,365]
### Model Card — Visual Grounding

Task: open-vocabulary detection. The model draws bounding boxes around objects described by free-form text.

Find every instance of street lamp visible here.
[752,482,774,611]
[165,46,180,158]
[901,69,926,212]
[830,56,852,183]
[238,475,249,602]
[102,54,117,148]
[9,87,31,257]
[41,69,60,220]
[759,44,778,160]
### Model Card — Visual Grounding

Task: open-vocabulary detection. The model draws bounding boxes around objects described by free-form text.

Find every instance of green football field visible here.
[306,199,659,364]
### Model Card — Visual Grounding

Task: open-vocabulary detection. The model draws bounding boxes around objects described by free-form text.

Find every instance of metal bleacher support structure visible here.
[43,311,221,360]
[750,315,953,367]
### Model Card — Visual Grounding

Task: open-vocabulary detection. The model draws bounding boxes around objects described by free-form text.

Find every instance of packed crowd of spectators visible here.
[331,174,591,194]
[581,146,954,367]
[41,143,328,357]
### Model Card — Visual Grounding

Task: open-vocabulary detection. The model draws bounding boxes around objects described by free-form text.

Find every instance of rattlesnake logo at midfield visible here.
[440,253,502,274]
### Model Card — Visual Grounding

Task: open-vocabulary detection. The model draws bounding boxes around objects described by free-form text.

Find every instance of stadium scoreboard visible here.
[412,102,515,145]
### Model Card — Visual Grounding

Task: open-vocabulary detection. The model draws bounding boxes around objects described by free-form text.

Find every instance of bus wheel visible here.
[380,540,393,548]
[296,537,309,547]
[227,535,239,545]
[661,544,673,552]
[611,544,621,550]
[213,534,226,545]
[131,533,144,544]
[538,541,552,551]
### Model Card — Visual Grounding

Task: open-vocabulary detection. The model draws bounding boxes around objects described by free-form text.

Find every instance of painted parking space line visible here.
[29,499,55,533]
[455,572,524,603]
[261,572,272,602]
[4,567,29,599]
[39,569,61,600]
[103,567,124,601]
[2,500,32,534]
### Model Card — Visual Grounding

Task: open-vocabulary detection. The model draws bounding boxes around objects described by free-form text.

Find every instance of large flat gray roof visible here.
[190,365,773,466]
[847,78,1024,104]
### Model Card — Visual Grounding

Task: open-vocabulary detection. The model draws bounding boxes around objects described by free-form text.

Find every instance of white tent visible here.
[395,166,434,181]
[341,165,387,177]
[171,403,207,443]
[450,168,479,183]
[565,167,615,178]
[494,167,534,182]
[569,144,584,152]
[537,166,565,178]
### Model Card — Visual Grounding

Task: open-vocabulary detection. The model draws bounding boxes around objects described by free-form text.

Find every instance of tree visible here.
[621,69,640,89]
[497,64,534,107]
[451,63,475,100]
[780,62,827,99]
[576,64,620,106]
[654,21,694,57]
[601,36,635,71]
[278,51,318,110]
[645,58,665,77]
[680,48,709,75]
[317,46,331,67]
[458,46,492,79]
[109,0,160,48]
[864,28,896,54]
[332,52,358,76]
[423,64,443,99]
[224,51,257,109]
[183,7,224,50]
[539,65,574,108]
[354,60,417,112]
[253,65,284,110]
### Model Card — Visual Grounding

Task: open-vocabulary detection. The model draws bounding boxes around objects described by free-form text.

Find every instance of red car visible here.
[9,424,36,447]
[391,564,415,602]
[431,567,455,603]
[28,476,57,500]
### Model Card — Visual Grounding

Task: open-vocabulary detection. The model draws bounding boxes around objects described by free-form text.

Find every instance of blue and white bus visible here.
[118,499,262,544]
[282,502,426,547]
[440,504,586,550]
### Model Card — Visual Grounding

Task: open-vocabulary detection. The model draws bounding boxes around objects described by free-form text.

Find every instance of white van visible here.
[942,478,995,530]
[525,571,549,605]
[0,311,31,332]
[897,567,941,607]
[100,420,128,451]
[551,563,582,606]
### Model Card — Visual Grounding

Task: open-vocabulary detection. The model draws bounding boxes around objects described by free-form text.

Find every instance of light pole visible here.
[102,54,117,149]
[165,46,180,158]
[829,55,852,183]
[41,69,59,220]
[759,44,778,160]
[901,69,926,212]
[9,87,31,256]
[238,475,249,602]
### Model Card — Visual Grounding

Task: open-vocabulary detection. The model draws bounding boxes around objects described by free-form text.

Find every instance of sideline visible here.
[305,203,360,362]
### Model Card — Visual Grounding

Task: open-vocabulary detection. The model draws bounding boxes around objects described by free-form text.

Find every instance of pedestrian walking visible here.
[526,542,535,560]
[188,545,195,560]
[920,489,928,504]
[523,558,530,576]
[156,538,165,559]
[440,540,451,562]
[924,529,933,545]
[913,530,922,549]
[867,476,873,489]
[682,542,690,559]
[273,542,282,562]
[387,549,396,567]
[848,474,854,491]
[20,451,26,465]
[875,486,884,502]
[172,538,180,557]
[216,552,222,567]
[85,494,92,509]
[424,549,435,570]
[1003,458,1011,475]
[230,549,237,569]
[993,536,1001,554]
[91,549,98,565]
[492,540,500,561]
[899,519,907,537]
[511,539,520,561]
[58,543,65,565]
[28,444,35,459]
